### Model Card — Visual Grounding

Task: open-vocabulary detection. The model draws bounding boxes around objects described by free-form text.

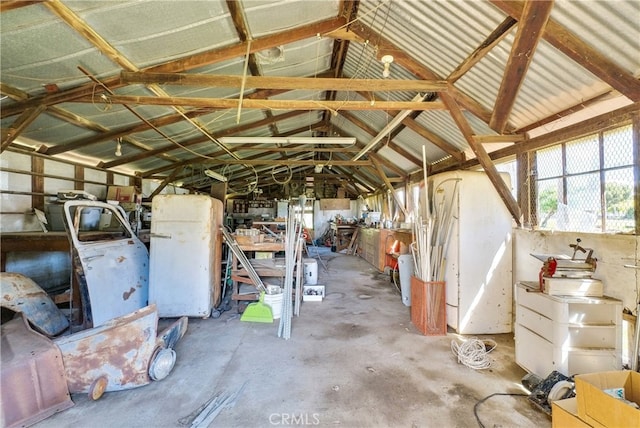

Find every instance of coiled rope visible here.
[451,338,497,370]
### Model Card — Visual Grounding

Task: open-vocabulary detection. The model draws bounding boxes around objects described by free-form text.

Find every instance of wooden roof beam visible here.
[448,16,517,83]
[491,0,640,102]
[441,90,522,226]
[77,94,446,111]
[490,0,553,133]
[120,72,449,93]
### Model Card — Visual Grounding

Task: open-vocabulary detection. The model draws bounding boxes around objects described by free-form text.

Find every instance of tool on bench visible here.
[531,238,598,292]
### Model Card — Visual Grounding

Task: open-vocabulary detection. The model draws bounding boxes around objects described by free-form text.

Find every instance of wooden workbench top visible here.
[237,241,285,252]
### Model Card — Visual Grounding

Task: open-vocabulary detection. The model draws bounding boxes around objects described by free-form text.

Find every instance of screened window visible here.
[534,124,635,233]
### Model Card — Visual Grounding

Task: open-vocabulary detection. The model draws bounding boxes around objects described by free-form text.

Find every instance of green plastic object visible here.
[240,292,273,323]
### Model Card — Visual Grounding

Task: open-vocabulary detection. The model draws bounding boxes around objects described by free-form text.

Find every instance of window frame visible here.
[529,121,637,234]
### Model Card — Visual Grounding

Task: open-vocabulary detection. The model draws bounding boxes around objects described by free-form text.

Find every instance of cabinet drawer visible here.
[517,305,553,340]
[515,324,553,378]
[556,324,618,349]
[555,302,621,325]
[563,348,620,376]
[516,285,553,319]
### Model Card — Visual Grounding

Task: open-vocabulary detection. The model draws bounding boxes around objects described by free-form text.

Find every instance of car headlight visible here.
[148,347,176,381]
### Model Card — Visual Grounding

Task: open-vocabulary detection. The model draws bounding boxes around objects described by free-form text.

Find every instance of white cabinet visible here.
[515,282,622,378]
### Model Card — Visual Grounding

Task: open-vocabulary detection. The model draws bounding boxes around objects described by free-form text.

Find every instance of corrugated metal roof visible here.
[244,0,340,37]
[1,0,637,196]
[68,1,239,68]
[552,0,640,75]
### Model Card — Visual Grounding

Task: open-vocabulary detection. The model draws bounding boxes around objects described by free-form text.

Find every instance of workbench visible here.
[252,221,286,234]
[229,237,305,319]
[330,223,357,252]
[230,241,286,302]
[356,227,413,271]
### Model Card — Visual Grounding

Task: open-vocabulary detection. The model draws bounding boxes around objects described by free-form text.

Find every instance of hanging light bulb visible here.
[381,54,394,78]
[115,138,122,157]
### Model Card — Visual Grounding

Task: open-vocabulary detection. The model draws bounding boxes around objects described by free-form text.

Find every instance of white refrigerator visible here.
[429,170,514,334]
[149,194,223,317]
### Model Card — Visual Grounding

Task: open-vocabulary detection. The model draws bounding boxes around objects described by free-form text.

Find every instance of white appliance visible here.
[429,170,513,334]
[149,195,223,317]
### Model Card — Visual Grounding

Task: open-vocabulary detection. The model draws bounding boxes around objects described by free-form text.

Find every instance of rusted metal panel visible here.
[1,315,74,428]
[0,272,69,337]
[158,316,189,350]
[54,304,159,394]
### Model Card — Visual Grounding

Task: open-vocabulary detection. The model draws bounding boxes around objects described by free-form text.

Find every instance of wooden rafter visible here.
[1,105,46,152]
[440,90,522,226]
[448,16,517,82]
[120,72,448,93]
[472,134,525,143]
[0,1,45,13]
[76,95,447,111]
[45,1,237,162]
[491,0,640,102]
[147,17,346,74]
[225,0,280,137]
[336,111,420,167]
[445,102,640,174]
[490,0,554,132]
[321,1,359,129]
[369,154,408,218]
[353,90,465,163]
[44,1,138,71]
[149,166,183,199]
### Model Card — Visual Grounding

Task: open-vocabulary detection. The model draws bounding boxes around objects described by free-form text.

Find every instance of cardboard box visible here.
[552,398,592,428]
[575,371,640,427]
[303,285,325,302]
[107,186,140,204]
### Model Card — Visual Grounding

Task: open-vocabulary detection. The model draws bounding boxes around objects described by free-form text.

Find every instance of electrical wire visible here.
[271,165,293,185]
[451,338,497,370]
[473,392,529,428]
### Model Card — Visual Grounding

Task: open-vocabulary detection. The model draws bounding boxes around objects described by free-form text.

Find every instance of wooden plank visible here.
[319,198,351,210]
[347,227,359,254]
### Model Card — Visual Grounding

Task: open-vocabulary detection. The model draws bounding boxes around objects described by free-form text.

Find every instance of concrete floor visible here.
[36,250,551,428]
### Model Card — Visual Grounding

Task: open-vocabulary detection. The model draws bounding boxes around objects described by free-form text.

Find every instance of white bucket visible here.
[80,207,101,231]
[263,286,283,319]
[303,258,318,285]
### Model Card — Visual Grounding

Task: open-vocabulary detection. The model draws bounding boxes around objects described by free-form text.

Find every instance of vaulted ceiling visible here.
[2,0,639,214]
